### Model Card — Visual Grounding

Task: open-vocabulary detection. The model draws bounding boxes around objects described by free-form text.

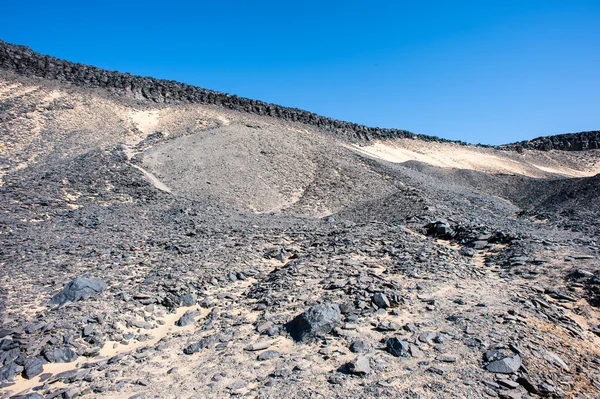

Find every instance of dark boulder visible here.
[23,357,44,379]
[51,277,107,305]
[386,337,410,357]
[0,361,21,381]
[44,347,78,363]
[287,303,341,342]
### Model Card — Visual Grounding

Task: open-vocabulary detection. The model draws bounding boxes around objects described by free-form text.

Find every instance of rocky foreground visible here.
[1,144,598,399]
[0,41,599,399]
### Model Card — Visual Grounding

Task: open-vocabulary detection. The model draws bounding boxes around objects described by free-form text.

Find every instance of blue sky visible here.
[2,1,599,144]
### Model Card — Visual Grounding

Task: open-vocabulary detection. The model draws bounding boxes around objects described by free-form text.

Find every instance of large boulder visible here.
[51,277,107,305]
[287,303,341,342]
[44,347,78,363]
[22,357,44,379]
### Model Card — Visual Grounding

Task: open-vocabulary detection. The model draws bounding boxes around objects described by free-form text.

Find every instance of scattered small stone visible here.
[372,293,391,309]
[244,341,271,351]
[376,321,401,331]
[175,310,200,327]
[497,379,520,389]
[386,337,410,357]
[256,321,274,334]
[428,366,448,375]
[257,350,280,361]
[347,356,371,375]
[183,335,217,355]
[486,355,522,374]
[436,353,460,363]
[350,340,368,353]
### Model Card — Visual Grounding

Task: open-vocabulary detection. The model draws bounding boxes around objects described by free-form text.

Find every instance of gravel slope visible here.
[0,59,599,399]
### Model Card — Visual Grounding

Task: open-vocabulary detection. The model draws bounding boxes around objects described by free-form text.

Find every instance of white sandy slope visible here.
[349,140,600,178]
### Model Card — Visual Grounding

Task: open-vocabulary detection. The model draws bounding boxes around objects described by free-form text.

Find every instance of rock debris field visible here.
[0,41,600,399]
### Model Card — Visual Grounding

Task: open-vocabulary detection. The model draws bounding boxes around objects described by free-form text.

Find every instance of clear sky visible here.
[1,1,599,144]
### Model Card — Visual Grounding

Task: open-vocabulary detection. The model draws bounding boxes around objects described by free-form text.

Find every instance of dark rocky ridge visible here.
[2,39,597,150]
[502,130,600,152]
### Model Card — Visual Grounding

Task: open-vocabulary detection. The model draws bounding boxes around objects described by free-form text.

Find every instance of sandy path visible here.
[7,305,204,394]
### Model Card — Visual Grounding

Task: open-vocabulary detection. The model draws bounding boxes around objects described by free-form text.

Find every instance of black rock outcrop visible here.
[2,40,597,150]
[0,40,459,145]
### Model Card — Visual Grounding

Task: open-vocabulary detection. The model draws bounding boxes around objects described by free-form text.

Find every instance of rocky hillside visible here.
[2,39,598,150]
[0,41,599,399]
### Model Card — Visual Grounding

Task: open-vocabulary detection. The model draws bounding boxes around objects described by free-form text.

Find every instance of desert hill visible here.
[0,41,599,399]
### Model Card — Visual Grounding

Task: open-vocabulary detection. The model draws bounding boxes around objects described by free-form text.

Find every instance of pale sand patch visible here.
[0,82,39,100]
[42,90,63,102]
[129,110,160,135]
[529,163,592,176]
[99,305,209,358]
[349,140,599,178]
[7,305,205,395]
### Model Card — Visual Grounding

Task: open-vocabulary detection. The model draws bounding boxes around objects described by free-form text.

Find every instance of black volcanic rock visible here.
[287,303,341,342]
[44,347,78,363]
[50,277,107,305]
[22,357,44,379]
[1,40,596,150]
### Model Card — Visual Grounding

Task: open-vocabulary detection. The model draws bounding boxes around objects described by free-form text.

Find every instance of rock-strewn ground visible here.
[1,44,599,399]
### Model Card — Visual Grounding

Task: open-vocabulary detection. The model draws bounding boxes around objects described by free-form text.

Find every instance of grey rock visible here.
[244,341,271,351]
[350,340,368,353]
[130,319,152,329]
[23,357,44,379]
[256,321,274,334]
[372,293,391,309]
[418,331,437,343]
[409,344,424,358]
[0,361,21,381]
[484,349,503,362]
[498,390,522,399]
[63,388,79,399]
[183,335,217,355]
[0,339,18,351]
[386,337,410,357]
[287,303,341,342]
[542,350,569,371]
[22,394,44,399]
[175,310,200,327]
[498,379,520,389]
[178,293,197,307]
[460,247,475,257]
[347,356,371,375]
[436,353,460,363]
[428,366,448,375]
[44,347,78,363]
[257,350,280,361]
[486,355,522,374]
[538,382,556,394]
[51,277,107,305]
[376,321,401,331]
[82,324,93,337]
